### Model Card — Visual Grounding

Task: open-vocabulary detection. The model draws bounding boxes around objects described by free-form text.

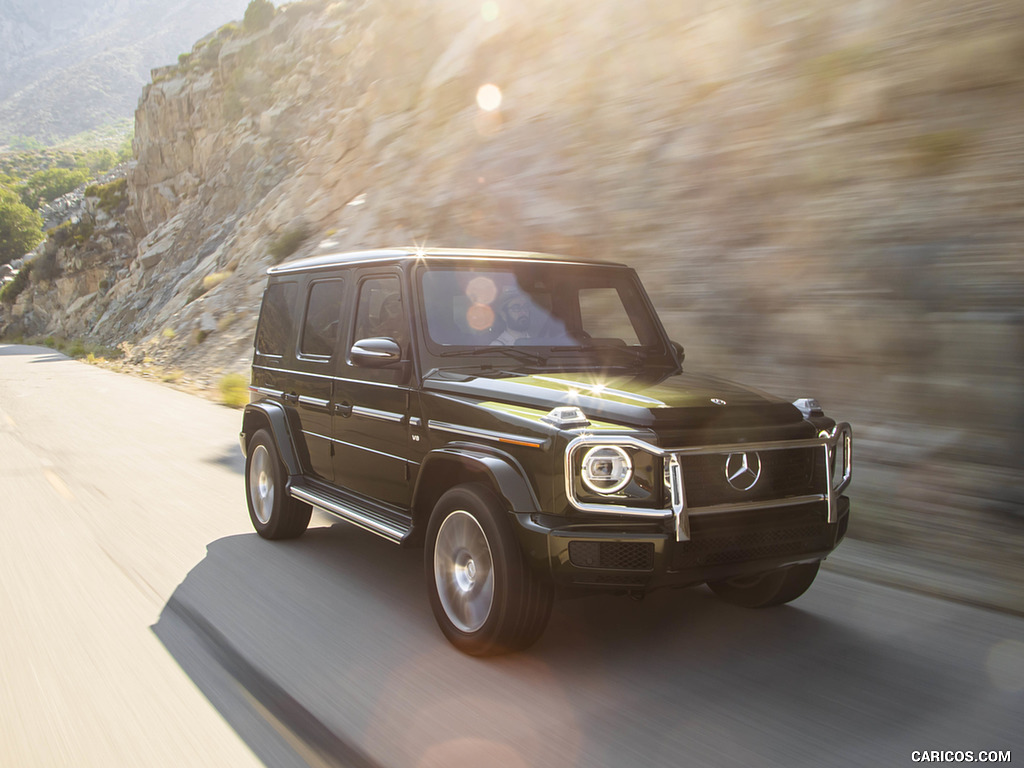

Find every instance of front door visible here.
[332,271,416,508]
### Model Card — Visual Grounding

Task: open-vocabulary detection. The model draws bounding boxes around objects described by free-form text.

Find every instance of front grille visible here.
[670,505,835,571]
[569,541,655,571]
[678,446,823,509]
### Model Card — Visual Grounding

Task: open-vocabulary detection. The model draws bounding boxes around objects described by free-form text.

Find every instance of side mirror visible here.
[670,341,685,366]
[350,337,402,368]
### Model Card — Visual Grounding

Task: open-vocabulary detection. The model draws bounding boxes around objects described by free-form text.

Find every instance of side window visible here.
[578,287,641,346]
[299,279,345,358]
[355,276,406,349]
[255,281,297,357]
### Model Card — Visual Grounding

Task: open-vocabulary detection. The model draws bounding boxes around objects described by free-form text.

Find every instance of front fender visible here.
[415,444,542,515]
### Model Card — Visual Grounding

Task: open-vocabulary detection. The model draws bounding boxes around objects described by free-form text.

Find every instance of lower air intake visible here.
[569,541,655,571]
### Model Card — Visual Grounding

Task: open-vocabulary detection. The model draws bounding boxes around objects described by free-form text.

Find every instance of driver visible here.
[490,287,532,345]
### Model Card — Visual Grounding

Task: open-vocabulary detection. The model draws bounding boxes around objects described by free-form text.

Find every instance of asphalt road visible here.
[1,343,1021,767]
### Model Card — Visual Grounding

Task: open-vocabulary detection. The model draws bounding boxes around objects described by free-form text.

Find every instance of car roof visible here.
[266,247,628,275]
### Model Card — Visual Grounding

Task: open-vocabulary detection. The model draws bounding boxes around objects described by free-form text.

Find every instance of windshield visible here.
[417,261,672,371]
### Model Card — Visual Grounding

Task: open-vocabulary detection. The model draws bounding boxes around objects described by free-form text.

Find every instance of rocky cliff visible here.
[3,0,1023,575]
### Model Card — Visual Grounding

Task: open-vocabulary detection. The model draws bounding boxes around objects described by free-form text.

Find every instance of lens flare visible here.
[481,2,499,22]
[476,84,502,112]
[479,1,499,21]
[466,276,498,305]
[467,304,495,331]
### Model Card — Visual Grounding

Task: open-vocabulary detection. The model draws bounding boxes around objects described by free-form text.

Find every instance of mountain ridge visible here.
[0,0,250,143]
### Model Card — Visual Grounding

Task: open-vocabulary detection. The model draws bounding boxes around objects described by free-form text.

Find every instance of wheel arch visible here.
[241,401,302,477]
[410,445,541,546]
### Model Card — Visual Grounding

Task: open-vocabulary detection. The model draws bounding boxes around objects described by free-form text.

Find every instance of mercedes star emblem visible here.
[725,451,762,491]
[711,398,727,405]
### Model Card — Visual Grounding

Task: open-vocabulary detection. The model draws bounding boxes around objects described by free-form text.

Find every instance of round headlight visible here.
[581,446,633,494]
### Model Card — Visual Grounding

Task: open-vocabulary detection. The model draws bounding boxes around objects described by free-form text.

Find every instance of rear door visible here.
[290,273,347,481]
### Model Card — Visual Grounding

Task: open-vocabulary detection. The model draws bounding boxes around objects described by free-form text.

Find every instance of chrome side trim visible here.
[290,487,406,543]
[301,431,421,465]
[301,430,333,442]
[352,406,404,423]
[252,386,284,399]
[428,420,546,448]
[298,395,330,408]
[253,364,406,388]
[564,425,853,539]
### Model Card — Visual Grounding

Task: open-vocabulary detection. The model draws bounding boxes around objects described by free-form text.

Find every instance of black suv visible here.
[241,248,852,655]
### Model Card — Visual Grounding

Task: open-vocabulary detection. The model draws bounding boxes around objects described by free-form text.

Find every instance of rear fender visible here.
[241,401,302,477]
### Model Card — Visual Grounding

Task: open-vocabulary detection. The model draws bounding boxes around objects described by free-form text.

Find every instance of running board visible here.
[290,482,412,544]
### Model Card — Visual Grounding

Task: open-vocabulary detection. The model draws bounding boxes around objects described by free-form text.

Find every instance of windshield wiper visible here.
[550,345,651,365]
[438,346,549,366]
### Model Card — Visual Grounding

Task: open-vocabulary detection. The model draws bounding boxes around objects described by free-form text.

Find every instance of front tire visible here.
[707,561,820,608]
[245,429,311,539]
[425,484,553,656]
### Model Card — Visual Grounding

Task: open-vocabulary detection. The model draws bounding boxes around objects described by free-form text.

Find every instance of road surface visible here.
[1,343,1021,767]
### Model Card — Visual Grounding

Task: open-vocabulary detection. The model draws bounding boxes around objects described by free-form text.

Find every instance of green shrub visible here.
[31,249,61,283]
[218,373,250,407]
[8,136,45,152]
[268,226,307,262]
[0,263,31,303]
[203,270,232,292]
[244,0,276,32]
[80,149,117,174]
[0,187,44,264]
[84,177,127,214]
[48,217,94,247]
[187,269,234,304]
[19,167,90,209]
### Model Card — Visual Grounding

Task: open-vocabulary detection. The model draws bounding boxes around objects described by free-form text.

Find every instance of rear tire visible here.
[425,483,553,656]
[245,429,311,540]
[707,561,820,608]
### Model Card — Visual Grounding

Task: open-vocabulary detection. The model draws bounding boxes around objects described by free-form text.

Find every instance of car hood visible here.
[423,369,808,434]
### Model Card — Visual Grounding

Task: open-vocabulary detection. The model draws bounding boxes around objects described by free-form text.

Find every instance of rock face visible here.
[2,0,1023,558]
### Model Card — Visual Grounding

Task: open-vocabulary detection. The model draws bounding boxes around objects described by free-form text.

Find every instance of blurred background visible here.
[1,0,1022,605]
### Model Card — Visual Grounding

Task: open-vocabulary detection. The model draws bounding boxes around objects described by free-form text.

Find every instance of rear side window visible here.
[300,279,345,357]
[255,281,297,357]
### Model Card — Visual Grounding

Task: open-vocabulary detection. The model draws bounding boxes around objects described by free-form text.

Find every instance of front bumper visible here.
[517,495,850,590]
